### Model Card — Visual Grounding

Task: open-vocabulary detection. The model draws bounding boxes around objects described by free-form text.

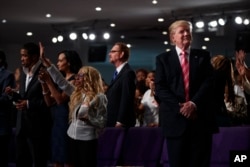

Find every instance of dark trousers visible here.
[0,135,10,167]
[16,131,50,167]
[166,129,213,167]
[69,137,97,167]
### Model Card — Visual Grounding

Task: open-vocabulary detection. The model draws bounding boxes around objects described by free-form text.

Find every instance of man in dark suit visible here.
[10,43,52,167]
[0,50,15,167]
[155,20,218,167]
[106,42,136,128]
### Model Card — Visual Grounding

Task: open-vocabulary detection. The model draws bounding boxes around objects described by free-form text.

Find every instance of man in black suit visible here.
[10,43,52,167]
[0,50,15,167]
[106,42,136,128]
[155,20,218,167]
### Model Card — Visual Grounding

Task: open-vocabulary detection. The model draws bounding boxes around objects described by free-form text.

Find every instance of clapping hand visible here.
[235,50,246,76]
[39,42,52,68]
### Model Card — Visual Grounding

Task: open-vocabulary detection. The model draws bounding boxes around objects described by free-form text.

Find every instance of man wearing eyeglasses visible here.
[106,42,136,128]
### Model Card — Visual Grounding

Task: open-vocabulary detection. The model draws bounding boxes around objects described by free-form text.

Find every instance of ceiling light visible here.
[103,32,110,40]
[243,18,249,25]
[202,46,207,50]
[158,18,164,22]
[162,31,168,35]
[218,18,226,26]
[82,33,88,40]
[2,19,7,23]
[166,48,171,52]
[95,7,102,11]
[89,33,96,40]
[52,37,57,43]
[126,44,131,48]
[164,41,168,45]
[204,37,210,41]
[120,35,125,39]
[69,32,77,40]
[57,35,63,42]
[195,21,204,28]
[26,32,33,36]
[235,16,243,24]
[110,23,116,27]
[152,0,158,4]
[46,13,52,18]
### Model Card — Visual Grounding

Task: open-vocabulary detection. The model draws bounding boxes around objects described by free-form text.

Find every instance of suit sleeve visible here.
[117,70,136,124]
[47,64,75,96]
[0,72,15,106]
[155,54,180,105]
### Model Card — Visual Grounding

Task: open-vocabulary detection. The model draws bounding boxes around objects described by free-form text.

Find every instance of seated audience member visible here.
[134,81,146,127]
[136,68,148,83]
[138,71,159,127]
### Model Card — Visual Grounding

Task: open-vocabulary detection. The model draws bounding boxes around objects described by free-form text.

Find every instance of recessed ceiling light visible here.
[2,19,7,23]
[110,23,116,27]
[152,0,158,4]
[204,37,210,41]
[162,31,168,35]
[158,18,164,22]
[26,32,33,36]
[46,13,52,18]
[202,46,207,50]
[95,7,102,11]
[126,44,132,48]
[164,41,168,45]
[120,35,125,39]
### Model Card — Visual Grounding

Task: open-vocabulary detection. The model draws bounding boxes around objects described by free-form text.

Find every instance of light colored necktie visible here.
[180,51,189,101]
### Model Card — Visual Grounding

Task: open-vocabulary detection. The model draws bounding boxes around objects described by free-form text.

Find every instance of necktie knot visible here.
[113,70,118,80]
[181,50,187,57]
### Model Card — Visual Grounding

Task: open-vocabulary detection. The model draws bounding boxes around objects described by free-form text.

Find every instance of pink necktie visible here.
[180,51,189,101]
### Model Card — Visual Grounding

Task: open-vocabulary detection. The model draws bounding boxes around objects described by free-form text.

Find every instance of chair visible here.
[121,127,164,167]
[210,126,250,167]
[97,127,125,167]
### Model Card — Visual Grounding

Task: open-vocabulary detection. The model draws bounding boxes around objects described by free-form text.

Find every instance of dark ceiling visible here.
[0,0,250,47]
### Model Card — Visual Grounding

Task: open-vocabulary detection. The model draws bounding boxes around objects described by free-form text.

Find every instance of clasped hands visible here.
[179,101,197,120]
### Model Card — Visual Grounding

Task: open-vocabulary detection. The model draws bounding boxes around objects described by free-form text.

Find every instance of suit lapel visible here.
[23,64,42,94]
[109,63,129,87]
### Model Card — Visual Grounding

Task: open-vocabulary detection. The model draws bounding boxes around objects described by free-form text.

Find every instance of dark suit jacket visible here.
[0,68,15,135]
[155,47,218,137]
[16,63,51,137]
[106,63,136,127]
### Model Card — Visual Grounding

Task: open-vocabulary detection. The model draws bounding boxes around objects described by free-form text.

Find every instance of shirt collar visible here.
[23,60,42,76]
[176,46,190,56]
[116,61,127,74]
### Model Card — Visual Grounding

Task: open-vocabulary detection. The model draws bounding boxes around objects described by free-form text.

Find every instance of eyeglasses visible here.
[75,73,85,79]
[109,50,121,53]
